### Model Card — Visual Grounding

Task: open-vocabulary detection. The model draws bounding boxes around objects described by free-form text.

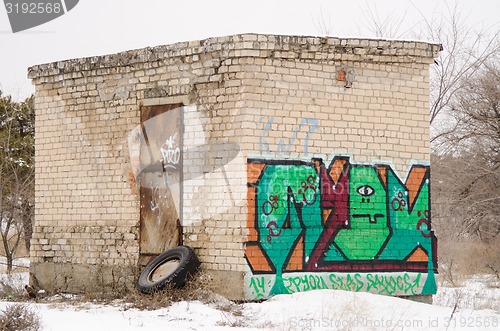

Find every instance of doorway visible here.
[138,104,183,265]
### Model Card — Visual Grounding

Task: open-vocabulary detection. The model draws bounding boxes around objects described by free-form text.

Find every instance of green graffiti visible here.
[377,168,436,294]
[365,273,422,295]
[329,273,365,292]
[284,274,330,293]
[246,156,437,299]
[246,272,425,299]
[324,244,345,261]
[333,166,390,260]
[256,164,322,295]
[249,276,268,299]
[378,170,430,260]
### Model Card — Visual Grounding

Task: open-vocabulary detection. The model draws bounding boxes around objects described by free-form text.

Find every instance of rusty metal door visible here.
[139,104,183,264]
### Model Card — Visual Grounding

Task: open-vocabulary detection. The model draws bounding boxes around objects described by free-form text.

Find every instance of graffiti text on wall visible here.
[245,156,437,299]
[247,272,425,299]
[259,117,318,157]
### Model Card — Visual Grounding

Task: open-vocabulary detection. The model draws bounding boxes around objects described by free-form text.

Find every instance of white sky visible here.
[0,0,499,101]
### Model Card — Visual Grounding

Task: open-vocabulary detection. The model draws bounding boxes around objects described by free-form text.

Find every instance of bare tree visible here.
[436,61,500,155]
[432,151,500,242]
[419,4,500,132]
[359,3,410,39]
[434,63,500,241]
[358,2,500,244]
[312,6,333,36]
[0,92,34,273]
[357,1,500,130]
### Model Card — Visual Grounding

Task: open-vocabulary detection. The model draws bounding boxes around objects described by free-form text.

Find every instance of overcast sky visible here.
[0,0,498,101]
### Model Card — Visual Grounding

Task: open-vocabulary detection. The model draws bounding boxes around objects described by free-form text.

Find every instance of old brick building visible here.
[29,33,440,300]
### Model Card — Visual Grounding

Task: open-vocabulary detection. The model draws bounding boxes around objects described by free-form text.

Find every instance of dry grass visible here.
[438,238,500,287]
[0,266,232,313]
[118,269,226,310]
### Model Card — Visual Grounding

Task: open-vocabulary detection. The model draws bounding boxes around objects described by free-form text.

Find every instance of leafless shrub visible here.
[0,303,41,331]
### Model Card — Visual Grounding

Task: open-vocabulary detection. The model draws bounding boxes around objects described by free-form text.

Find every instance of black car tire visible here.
[137,245,200,294]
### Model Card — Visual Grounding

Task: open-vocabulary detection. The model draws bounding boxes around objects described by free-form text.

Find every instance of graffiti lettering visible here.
[259,117,318,157]
[160,134,180,167]
[245,155,437,299]
[366,273,421,295]
[246,272,426,299]
[249,276,267,299]
[284,274,329,293]
[329,273,364,292]
[259,117,273,156]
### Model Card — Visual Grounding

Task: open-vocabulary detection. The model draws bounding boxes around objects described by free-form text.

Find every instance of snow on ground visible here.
[0,263,498,330]
[434,274,500,313]
[0,256,30,274]
[0,288,498,331]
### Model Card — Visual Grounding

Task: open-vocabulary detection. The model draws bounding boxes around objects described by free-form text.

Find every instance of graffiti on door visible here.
[245,156,436,299]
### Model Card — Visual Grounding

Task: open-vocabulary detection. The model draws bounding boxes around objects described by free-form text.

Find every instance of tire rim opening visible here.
[150,259,181,282]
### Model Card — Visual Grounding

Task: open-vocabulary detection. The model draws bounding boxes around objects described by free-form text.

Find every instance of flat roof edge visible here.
[28,33,442,79]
